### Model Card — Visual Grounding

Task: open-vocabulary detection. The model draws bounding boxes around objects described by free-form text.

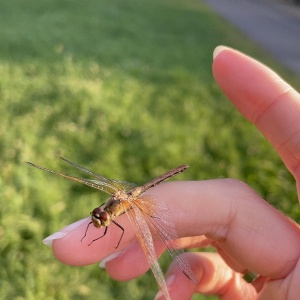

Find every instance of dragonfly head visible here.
[91,207,110,228]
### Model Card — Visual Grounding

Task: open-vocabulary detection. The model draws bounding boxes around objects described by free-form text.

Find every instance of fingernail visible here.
[213,45,229,60]
[99,251,122,268]
[43,218,88,246]
[43,231,68,246]
[154,274,176,300]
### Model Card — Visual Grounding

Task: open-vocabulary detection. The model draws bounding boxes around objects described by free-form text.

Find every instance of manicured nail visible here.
[154,274,176,300]
[99,251,123,268]
[213,45,229,60]
[43,231,68,246]
[43,218,88,246]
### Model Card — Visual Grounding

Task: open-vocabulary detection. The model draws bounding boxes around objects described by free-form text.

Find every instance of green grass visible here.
[0,0,299,299]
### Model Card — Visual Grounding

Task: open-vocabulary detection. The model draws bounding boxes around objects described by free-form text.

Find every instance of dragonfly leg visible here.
[112,220,124,249]
[81,221,93,242]
[87,226,109,246]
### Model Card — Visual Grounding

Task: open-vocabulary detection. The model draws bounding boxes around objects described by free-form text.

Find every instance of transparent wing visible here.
[60,157,137,191]
[123,200,171,300]
[27,160,136,195]
[132,196,198,285]
[85,179,137,193]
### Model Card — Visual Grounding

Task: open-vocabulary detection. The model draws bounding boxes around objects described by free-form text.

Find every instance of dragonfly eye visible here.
[91,208,110,227]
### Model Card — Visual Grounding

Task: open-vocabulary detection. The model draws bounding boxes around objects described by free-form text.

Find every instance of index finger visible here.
[213,46,300,186]
[51,180,300,280]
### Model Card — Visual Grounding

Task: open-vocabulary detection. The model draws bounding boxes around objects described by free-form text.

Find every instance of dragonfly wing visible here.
[60,157,137,192]
[123,200,171,300]
[135,196,198,285]
[80,179,119,195]
[86,179,136,193]
[27,162,118,195]
[110,179,137,192]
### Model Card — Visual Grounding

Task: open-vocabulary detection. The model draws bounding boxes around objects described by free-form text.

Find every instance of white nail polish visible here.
[213,45,229,60]
[99,251,122,268]
[43,218,88,246]
[43,231,68,246]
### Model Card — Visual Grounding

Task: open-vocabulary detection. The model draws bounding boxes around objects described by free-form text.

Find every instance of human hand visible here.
[45,46,300,299]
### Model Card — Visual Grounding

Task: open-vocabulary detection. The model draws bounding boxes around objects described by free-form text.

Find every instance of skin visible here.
[46,46,300,299]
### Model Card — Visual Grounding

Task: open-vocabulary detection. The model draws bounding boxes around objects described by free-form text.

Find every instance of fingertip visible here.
[43,218,88,246]
[51,218,116,266]
[99,251,123,269]
[166,252,256,299]
[163,266,198,300]
[211,46,293,121]
[213,45,231,61]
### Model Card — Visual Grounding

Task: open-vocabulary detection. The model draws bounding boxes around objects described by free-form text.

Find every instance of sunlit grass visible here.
[0,0,299,299]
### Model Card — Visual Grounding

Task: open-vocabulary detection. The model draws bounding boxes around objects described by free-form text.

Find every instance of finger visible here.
[103,240,165,281]
[212,46,300,183]
[103,236,212,281]
[51,179,300,283]
[50,221,210,267]
[100,232,248,281]
[157,252,256,300]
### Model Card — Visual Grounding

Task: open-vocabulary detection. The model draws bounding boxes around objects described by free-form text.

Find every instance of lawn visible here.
[0,0,299,299]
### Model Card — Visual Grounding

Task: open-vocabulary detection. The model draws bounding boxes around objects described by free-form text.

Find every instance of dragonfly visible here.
[27,158,198,299]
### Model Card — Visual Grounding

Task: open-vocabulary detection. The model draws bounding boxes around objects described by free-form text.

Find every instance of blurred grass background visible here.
[1,0,299,299]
